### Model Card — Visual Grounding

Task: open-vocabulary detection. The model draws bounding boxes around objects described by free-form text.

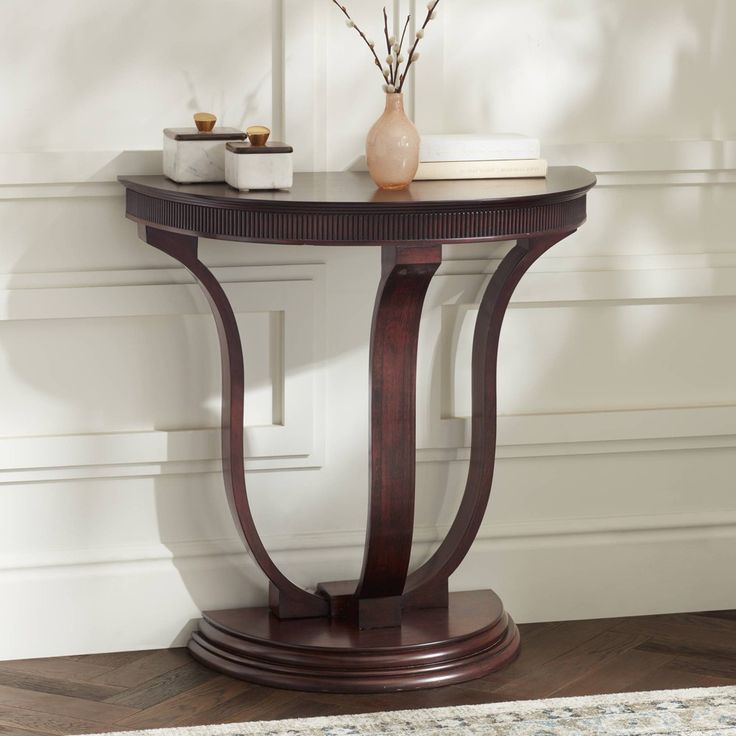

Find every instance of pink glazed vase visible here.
[366,93,420,190]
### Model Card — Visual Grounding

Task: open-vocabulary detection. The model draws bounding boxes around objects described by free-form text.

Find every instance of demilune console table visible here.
[119,168,596,694]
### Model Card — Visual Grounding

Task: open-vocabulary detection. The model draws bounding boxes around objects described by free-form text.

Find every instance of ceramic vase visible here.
[366,93,420,190]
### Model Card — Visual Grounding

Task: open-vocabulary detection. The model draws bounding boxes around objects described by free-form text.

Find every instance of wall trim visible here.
[0,263,327,478]
[3,508,736,574]
[0,404,732,484]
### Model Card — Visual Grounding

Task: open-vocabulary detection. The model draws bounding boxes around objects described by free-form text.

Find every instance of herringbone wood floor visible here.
[0,611,734,735]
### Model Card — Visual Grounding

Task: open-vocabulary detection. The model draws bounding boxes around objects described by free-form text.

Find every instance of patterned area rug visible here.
[87,686,736,735]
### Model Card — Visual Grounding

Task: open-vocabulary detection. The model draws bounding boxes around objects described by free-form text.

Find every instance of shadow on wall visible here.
[1,177,380,651]
[0,0,282,654]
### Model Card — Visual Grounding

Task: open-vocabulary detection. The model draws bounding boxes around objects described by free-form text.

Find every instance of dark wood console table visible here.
[119,168,596,693]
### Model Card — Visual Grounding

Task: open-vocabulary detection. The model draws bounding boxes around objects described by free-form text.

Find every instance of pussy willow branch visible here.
[398,0,441,93]
[330,0,386,83]
[329,0,440,92]
[393,15,411,89]
[382,7,393,84]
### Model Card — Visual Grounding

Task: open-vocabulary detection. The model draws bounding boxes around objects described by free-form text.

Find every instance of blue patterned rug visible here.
[88,685,736,735]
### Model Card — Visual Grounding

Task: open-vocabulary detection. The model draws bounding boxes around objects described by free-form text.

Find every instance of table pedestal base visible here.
[188,590,520,693]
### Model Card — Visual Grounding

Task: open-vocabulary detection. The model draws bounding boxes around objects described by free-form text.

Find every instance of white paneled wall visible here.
[0,0,735,660]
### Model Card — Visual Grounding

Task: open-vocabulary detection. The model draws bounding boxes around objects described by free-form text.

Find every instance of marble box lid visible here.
[164,127,246,142]
[226,141,293,155]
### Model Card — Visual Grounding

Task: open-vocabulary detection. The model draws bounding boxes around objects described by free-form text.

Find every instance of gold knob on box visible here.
[246,125,271,146]
[194,112,217,133]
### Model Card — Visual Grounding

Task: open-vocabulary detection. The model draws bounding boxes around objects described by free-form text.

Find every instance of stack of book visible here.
[414,134,546,181]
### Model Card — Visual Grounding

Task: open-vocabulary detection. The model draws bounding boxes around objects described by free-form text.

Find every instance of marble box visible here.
[163,128,246,184]
[225,141,294,191]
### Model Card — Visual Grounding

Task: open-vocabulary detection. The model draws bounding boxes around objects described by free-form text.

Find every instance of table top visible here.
[121,167,594,208]
[121,168,595,246]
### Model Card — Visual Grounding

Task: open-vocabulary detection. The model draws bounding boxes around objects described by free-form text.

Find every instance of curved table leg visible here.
[139,225,327,619]
[350,245,442,626]
[403,231,577,606]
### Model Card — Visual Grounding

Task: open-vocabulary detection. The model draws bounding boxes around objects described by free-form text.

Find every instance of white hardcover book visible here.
[420,134,541,163]
[414,159,548,181]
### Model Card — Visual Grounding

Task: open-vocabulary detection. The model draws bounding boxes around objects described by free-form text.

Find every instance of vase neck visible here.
[384,93,405,113]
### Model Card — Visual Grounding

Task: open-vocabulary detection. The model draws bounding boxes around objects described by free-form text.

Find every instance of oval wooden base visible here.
[188,590,520,693]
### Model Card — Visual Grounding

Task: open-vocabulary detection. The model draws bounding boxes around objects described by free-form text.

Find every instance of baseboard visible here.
[2,516,735,661]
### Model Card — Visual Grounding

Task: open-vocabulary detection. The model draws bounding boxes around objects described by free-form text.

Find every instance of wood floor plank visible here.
[245,698,344,723]
[223,688,493,725]
[0,685,137,726]
[550,646,675,697]
[458,618,618,695]
[668,652,736,680]
[614,614,736,656]
[667,613,736,637]
[490,629,645,700]
[315,685,503,717]
[162,688,297,729]
[105,662,218,711]
[625,661,736,692]
[0,723,52,736]
[93,649,192,689]
[0,659,112,685]
[195,690,321,726]
[635,639,718,659]
[69,652,149,670]
[0,705,106,736]
[117,676,254,729]
[0,671,123,703]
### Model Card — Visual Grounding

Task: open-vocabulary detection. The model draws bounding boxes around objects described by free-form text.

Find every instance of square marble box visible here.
[163,128,246,183]
[225,141,294,191]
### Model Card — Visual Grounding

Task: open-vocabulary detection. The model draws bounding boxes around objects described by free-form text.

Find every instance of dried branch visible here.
[328,0,441,93]
[382,7,393,84]
[393,15,411,89]
[397,0,441,93]
[330,0,386,83]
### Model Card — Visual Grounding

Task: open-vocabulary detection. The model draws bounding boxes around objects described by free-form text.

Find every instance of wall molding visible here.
[3,507,736,574]
[422,405,736,462]
[2,404,732,485]
[440,256,736,305]
[0,264,326,479]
